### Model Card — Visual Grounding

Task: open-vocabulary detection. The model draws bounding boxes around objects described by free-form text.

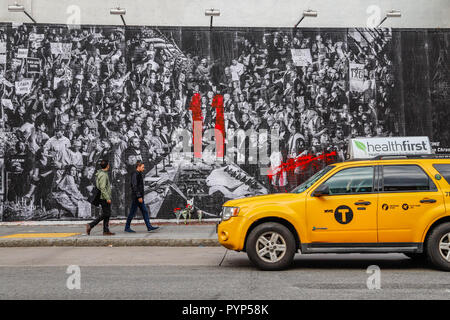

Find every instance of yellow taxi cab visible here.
[217,137,450,271]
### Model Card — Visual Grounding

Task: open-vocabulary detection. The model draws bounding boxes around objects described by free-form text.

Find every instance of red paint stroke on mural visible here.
[267,151,338,186]
[189,93,225,158]
[212,94,225,158]
[189,93,202,158]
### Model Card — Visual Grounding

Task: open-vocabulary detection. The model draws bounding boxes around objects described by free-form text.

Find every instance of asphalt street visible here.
[0,247,449,300]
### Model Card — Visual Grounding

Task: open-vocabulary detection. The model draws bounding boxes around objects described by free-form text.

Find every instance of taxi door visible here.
[377,164,446,243]
[306,165,378,243]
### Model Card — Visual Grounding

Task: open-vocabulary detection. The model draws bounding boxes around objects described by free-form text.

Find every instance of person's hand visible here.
[138,198,143,203]
[107,199,111,204]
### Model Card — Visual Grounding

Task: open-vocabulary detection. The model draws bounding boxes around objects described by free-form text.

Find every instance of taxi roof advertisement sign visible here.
[348,136,432,159]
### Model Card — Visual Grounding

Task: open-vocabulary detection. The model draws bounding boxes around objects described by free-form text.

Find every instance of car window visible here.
[291,165,334,193]
[320,166,374,195]
[382,165,436,192]
[433,164,450,184]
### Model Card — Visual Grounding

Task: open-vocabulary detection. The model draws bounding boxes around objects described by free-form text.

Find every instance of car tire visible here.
[246,222,296,271]
[426,222,450,271]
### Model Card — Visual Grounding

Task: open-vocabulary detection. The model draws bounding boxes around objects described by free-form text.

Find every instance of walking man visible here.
[124,161,159,233]
[86,159,115,236]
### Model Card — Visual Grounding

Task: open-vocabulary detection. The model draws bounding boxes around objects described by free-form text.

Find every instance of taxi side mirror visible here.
[312,184,329,197]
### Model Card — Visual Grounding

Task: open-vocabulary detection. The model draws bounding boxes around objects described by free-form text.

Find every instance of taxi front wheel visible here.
[426,222,450,271]
[246,222,296,271]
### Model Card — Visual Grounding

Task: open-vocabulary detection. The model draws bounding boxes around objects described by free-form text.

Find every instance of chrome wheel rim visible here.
[256,231,287,263]
[439,232,450,262]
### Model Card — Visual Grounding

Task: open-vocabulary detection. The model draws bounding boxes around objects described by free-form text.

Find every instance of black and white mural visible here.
[0,23,448,221]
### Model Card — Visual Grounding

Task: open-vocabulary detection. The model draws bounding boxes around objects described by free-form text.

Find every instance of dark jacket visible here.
[130,170,145,199]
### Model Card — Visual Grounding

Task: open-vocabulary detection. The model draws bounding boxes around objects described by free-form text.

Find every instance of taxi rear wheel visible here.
[426,222,450,271]
[246,222,296,271]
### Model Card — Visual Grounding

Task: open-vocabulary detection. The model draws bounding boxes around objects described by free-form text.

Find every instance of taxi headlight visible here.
[222,207,240,221]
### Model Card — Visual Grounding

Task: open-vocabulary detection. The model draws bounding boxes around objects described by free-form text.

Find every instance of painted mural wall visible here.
[0,23,448,221]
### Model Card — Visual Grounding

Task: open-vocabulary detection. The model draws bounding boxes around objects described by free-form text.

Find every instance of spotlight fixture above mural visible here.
[110,7,126,26]
[377,9,401,28]
[294,9,318,29]
[205,9,220,29]
[8,3,36,23]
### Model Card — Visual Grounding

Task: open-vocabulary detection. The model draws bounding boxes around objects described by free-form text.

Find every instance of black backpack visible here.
[88,186,101,207]
[88,173,101,207]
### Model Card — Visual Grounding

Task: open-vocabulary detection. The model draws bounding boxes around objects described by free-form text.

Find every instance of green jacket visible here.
[95,169,111,201]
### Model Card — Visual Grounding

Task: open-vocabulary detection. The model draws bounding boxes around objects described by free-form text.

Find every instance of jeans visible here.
[125,197,153,230]
[89,199,111,232]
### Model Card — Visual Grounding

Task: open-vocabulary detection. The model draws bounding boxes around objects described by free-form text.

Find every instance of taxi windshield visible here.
[291,165,334,194]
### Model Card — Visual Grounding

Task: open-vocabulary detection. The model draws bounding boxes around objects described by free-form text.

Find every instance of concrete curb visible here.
[0,238,221,247]
[0,219,220,226]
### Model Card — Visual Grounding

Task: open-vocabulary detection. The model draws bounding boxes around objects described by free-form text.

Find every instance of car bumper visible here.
[217,216,247,251]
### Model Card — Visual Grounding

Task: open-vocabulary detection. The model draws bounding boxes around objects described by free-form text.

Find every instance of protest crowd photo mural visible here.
[0,23,448,221]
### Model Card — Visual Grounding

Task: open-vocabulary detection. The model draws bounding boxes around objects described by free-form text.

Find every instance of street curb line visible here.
[0,219,221,226]
[0,238,221,247]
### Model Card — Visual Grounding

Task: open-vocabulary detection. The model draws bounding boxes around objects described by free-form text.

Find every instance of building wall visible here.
[1,0,449,28]
[0,1,449,221]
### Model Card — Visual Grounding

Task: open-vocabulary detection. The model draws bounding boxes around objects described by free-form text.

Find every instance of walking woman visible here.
[86,159,115,236]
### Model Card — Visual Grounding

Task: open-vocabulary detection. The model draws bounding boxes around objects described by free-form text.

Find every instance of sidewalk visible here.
[0,220,220,247]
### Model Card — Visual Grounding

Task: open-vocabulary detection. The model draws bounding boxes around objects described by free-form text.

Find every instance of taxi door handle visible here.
[420,199,437,203]
[354,201,371,206]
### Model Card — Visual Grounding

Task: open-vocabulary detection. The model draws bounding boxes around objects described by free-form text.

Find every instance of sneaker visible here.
[124,228,136,233]
[148,226,160,232]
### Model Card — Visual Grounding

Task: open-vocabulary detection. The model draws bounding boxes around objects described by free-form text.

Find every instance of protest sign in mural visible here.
[291,49,312,66]
[14,79,33,95]
[26,58,40,73]
[349,62,366,92]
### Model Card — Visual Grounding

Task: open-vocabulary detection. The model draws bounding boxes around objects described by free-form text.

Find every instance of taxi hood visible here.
[223,193,296,208]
